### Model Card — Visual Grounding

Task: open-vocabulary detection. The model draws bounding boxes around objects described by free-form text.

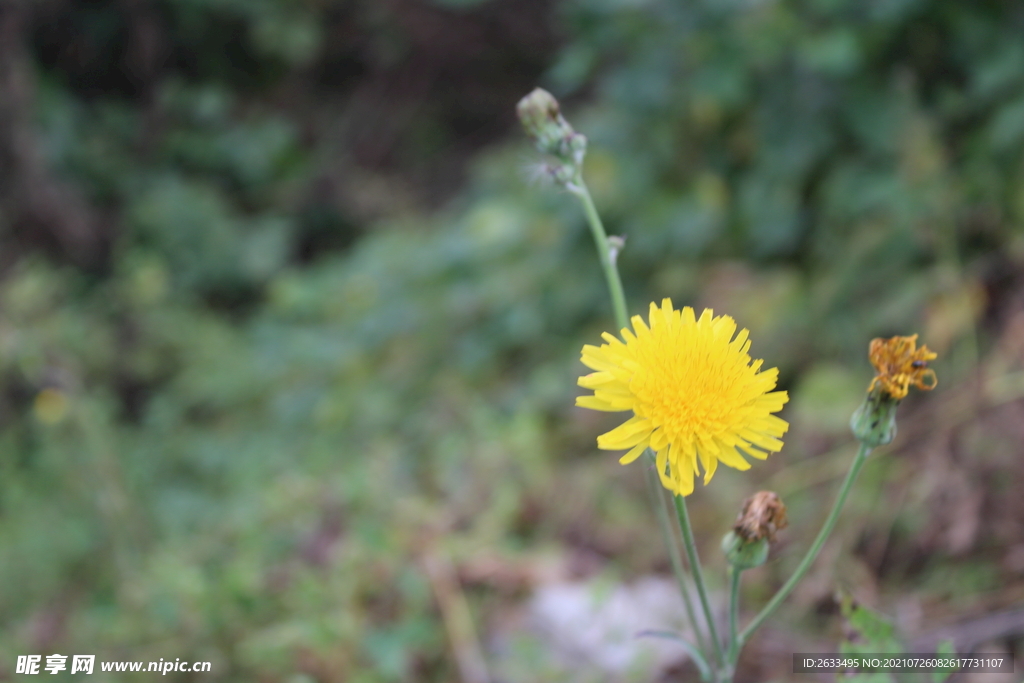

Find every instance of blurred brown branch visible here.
[0,0,105,268]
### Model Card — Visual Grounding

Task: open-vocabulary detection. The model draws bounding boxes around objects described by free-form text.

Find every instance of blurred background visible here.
[2,0,1024,680]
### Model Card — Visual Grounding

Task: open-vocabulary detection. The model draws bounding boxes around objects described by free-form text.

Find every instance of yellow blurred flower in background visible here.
[34,388,69,425]
[577,299,789,497]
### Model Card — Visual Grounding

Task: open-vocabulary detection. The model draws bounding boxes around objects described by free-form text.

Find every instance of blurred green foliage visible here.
[1,0,1023,680]
[839,597,956,683]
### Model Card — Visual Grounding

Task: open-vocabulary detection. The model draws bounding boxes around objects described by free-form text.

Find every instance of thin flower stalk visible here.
[728,567,740,664]
[571,179,629,331]
[675,494,726,669]
[576,187,713,665]
[735,441,871,652]
[735,335,938,665]
[646,456,710,656]
[518,89,714,668]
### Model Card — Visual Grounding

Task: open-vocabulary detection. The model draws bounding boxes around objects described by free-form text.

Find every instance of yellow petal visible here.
[697,308,714,328]
[697,446,721,483]
[619,441,649,465]
[671,460,695,497]
[735,445,768,462]
[581,346,616,372]
[730,327,750,354]
[593,390,635,410]
[649,427,668,451]
[713,314,737,343]
[575,395,618,412]
[597,415,652,449]
[715,444,752,470]
[600,331,626,347]
[743,430,784,451]
[577,372,615,389]
[656,448,672,490]
[696,432,720,456]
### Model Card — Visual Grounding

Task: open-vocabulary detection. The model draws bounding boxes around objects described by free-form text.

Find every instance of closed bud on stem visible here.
[516,88,587,166]
[722,491,787,570]
[850,387,899,446]
[721,531,769,570]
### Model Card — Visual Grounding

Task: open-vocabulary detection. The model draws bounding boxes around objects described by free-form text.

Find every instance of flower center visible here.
[629,334,756,440]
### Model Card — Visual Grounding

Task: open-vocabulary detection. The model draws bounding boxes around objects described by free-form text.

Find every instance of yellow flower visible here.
[577,299,789,497]
[34,388,69,425]
[867,334,937,400]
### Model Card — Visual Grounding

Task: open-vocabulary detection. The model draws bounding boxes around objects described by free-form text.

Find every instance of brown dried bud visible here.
[733,491,788,543]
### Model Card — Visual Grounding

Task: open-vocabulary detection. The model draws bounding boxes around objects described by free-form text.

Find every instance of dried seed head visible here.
[733,491,788,543]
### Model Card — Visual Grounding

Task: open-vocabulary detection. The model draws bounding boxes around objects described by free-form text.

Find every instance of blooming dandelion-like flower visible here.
[867,334,937,400]
[577,299,789,497]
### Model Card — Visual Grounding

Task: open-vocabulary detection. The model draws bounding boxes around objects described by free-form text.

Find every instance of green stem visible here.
[645,454,709,657]
[573,177,716,674]
[572,178,629,331]
[674,494,726,669]
[737,442,873,647]
[728,566,741,664]
[638,630,714,683]
[577,174,712,671]
[573,179,716,675]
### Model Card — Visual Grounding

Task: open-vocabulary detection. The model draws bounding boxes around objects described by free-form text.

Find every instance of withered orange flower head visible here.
[867,334,937,400]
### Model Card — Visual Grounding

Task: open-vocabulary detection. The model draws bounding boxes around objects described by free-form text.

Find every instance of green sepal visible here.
[721,530,769,570]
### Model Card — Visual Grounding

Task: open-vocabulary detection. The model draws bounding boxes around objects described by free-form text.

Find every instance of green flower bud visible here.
[516,88,587,165]
[850,388,899,447]
[721,530,770,570]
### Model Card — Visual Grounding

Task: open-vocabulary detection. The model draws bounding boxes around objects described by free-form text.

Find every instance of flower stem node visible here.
[549,162,577,188]
[607,235,626,266]
[516,87,588,167]
[721,530,769,571]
